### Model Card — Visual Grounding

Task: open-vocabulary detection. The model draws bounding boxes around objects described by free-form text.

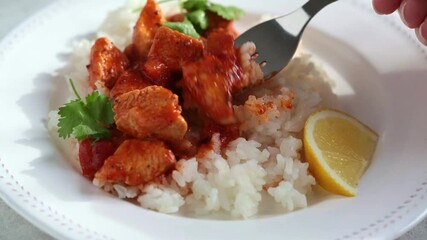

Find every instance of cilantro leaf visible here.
[208,4,244,20]
[186,9,208,30]
[58,99,86,139]
[85,91,115,125]
[163,21,200,38]
[181,0,208,12]
[57,80,114,141]
[72,123,111,141]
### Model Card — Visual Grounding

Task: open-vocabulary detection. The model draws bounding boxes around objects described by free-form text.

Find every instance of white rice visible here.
[138,184,185,214]
[47,1,337,219]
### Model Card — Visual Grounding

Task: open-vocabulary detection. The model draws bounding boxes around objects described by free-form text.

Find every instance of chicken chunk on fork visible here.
[113,86,188,141]
[182,55,239,125]
[182,31,244,125]
[95,139,176,186]
[88,37,129,89]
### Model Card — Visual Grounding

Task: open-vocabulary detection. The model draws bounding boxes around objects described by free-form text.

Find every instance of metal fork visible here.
[235,0,337,79]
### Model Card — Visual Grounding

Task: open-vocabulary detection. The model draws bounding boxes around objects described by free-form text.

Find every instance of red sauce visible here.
[200,120,241,149]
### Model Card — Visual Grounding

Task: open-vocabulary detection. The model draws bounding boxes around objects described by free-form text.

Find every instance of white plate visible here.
[1,0,426,239]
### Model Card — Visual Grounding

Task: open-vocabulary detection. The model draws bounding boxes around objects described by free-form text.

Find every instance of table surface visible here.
[0,0,426,239]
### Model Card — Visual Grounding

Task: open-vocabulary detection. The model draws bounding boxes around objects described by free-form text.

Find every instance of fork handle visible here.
[303,0,337,17]
[276,0,337,37]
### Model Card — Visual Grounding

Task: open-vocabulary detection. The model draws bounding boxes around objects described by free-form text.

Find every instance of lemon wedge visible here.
[303,109,378,196]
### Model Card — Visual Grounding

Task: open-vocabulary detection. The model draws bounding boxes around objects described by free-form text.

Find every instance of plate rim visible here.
[0,0,426,240]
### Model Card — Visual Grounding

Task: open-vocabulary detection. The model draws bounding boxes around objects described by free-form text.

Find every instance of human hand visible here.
[372,0,427,45]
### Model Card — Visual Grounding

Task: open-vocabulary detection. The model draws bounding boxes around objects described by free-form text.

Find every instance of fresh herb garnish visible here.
[179,0,244,34]
[135,0,244,37]
[180,0,208,12]
[181,0,244,20]
[186,9,208,31]
[163,20,201,38]
[58,79,114,141]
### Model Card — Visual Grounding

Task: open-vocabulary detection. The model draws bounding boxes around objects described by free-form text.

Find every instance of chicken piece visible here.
[143,26,203,86]
[182,54,240,125]
[205,30,261,92]
[182,31,244,125]
[204,30,236,58]
[160,116,188,142]
[132,0,166,59]
[88,37,129,89]
[95,139,176,186]
[113,86,188,141]
[109,69,152,99]
[147,27,203,71]
[142,59,173,87]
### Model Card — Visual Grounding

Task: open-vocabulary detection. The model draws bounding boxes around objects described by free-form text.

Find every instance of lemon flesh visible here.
[304,109,378,196]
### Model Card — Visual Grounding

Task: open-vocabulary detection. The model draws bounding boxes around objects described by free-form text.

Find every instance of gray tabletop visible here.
[0,0,426,239]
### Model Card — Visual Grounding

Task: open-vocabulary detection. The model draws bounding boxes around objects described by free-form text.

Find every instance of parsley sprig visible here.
[134,0,244,38]
[57,79,115,141]
[133,0,244,38]
[181,0,244,21]
[164,20,200,38]
[163,0,244,37]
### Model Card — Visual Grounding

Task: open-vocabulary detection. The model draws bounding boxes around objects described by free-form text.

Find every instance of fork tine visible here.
[235,0,337,79]
[236,19,300,79]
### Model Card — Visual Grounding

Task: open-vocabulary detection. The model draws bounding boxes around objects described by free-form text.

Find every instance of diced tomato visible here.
[78,138,117,180]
